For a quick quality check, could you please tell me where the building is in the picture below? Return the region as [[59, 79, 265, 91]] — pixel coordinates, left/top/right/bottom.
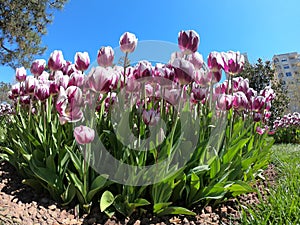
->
[[272, 52, 300, 113], [241, 52, 250, 64]]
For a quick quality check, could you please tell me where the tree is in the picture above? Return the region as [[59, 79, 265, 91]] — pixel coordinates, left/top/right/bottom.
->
[[0, 82, 11, 103], [239, 58, 289, 124], [0, 0, 68, 69]]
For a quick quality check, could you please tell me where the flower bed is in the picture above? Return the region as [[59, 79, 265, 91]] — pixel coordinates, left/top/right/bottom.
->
[[0, 30, 274, 217]]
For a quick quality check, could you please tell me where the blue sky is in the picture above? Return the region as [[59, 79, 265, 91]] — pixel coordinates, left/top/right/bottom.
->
[[1, 0, 300, 83]]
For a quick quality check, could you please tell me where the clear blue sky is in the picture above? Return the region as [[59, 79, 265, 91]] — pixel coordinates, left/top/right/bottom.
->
[[1, 0, 300, 83]]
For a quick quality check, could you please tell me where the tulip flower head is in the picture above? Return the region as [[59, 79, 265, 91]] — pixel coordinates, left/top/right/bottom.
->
[[207, 52, 224, 72], [75, 52, 90, 71], [97, 46, 114, 67], [222, 51, 245, 75], [119, 32, 138, 54], [74, 125, 95, 145], [16, 67, 27, 82], [30, 59, 46, 77], [178, 30, 200, 54], [48, 50, 65, 71]]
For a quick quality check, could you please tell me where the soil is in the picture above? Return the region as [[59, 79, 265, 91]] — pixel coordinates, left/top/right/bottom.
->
[[0, 161, 277, 225]]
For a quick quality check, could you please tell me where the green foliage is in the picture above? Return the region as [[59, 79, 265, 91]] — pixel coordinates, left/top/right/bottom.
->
[[239, 59, 289, 124], [273, 127, 300, 144], [239, 144, 300, 224], [0, 0, 68, 68]]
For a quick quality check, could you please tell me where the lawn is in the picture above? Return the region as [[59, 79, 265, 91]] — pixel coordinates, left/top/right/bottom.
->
[[239, 143, 300, 225]]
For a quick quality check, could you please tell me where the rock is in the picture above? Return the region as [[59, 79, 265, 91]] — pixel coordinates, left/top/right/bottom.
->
[[48, 204, 57, 210]]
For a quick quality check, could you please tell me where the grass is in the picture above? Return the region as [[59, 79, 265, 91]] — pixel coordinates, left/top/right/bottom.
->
[[239, 144, 300, 225]]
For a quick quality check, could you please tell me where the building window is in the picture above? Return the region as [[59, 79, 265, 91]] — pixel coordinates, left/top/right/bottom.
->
[[281, 58, 287, 62], [283, 64, 290, 69], [286, 72, 292, 77]]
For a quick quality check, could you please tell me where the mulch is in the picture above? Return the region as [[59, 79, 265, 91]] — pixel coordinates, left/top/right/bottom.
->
[[0, 161, 277, 225]]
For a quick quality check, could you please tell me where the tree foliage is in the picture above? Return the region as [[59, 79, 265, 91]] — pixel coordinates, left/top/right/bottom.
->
[[0, 82, 11, 103], [0, 0, 68, 68], [239, 58, 289, 124]]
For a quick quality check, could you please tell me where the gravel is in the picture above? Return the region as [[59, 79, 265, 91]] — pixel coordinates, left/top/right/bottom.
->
[[0, 161, 277, 225]]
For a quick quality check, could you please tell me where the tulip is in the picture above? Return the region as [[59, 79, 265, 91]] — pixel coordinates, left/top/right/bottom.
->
[[62, 61, 72, 75], [20, 95, 31, 104], [222, 51, 245, 75], [38, 71, 50, 82], [133, 60, 153, 79], [238, 78, 249, 93], [34, 82, 50, 101], [74, 125, 95, 144], [119, 32, 138, 53], [56, 86, 83, 123], [30, 59, 46, 77], [216, 94, 233, 111], [191, 85, 207, 103], [142, 109, 160, 126], [68, 71, 85, 87], [232, 91, 248, 111], [74, 52, 90, 71], [194, 68, 209, 86], [25, 75, 37, 94], [253, 112, 263, 122], [260, 86, 275, 102], [171, 58, 195, 85], [187, 52, 204, 69], [87, 67, 114, 93], [207, 52, 224, 72], [16, 67, 27, 82], [178, 30, 200, 54], [256, 126, 265, 135], [251, 96, 265, 112], [245, 88, 257, 100], [48, 50, 65, 71], [11, 83, 21, 96], [97, 46, 114, 67]]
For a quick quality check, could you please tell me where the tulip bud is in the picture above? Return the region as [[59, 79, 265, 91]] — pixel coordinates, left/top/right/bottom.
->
[[97, 46, 114, 67], [74, 125, 95, 144], [119, 32, 138, 53], [48, 50, 65, 71], [16, 67, 27, 82], [30, 59, 46, 77], [75, 52, 90, 71], [178, 30, 200, 54]]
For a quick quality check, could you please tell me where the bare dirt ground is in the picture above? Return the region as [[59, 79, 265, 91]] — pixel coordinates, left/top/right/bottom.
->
[[0, 161, 276, 225]]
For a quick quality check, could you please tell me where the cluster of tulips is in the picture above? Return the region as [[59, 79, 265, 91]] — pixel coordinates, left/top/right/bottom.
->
[[273, 112, 300, 129], [0, 102, 13, 117], [272, 112, 300, 144], [1, 30, 276, 216], [7, 30, 274, 137]]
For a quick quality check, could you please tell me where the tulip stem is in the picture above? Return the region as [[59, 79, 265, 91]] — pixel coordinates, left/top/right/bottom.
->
[[123, 52, 129, 85]]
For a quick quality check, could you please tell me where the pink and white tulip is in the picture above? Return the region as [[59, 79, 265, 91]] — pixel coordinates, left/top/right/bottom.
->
[[74, 125, 95, 144], [74, 52, 90, 71], [119, 32, 138, 54], [97, 46, 114, 67]]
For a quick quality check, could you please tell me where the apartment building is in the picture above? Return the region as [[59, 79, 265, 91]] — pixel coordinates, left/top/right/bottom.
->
[[272, 52, 300, 113]]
